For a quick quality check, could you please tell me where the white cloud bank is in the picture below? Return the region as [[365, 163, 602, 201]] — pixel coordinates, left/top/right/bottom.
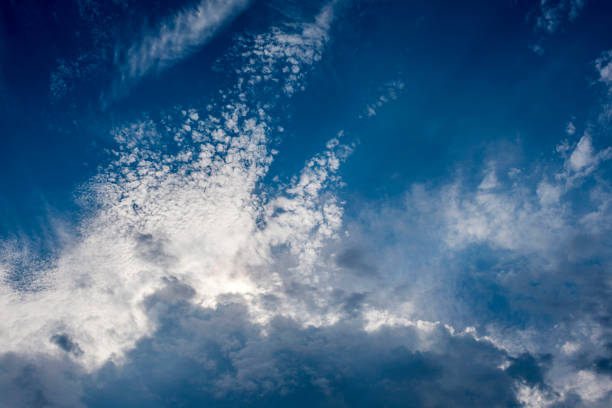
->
[[1, 1, 344, 370]]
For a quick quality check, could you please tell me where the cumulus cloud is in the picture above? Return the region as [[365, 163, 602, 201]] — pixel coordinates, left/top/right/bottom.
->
[[1, 282, 537, 407], [334, 131, 612, 406], [79, 287, 529, 407]]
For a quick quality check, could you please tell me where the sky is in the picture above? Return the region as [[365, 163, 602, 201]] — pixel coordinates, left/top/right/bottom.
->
[[1, 0, 612, 406]]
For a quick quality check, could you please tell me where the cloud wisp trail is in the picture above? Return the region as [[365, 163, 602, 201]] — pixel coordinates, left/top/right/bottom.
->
[[108, 0, 251, 102]]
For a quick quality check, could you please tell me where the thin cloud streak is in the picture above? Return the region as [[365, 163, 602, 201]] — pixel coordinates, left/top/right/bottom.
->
[[109, 0, 251, 102]]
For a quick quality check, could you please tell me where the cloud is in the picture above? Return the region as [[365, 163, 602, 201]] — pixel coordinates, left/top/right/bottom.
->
[[528, 0, 587, 54], [1, 278, 538, 407], [109, 0, 251, 101], [534, 0, 587, 34], [555, 134, 612, 187], [536, 179, 561, 206], [322, 53, 612, 400], [4, 2, 612, 406], [77, 285, 529, 407], [567, 134, 609, 171], [0, 353, 85, 408], [50, 333, 84, 357], [361, 80, 405, 118], [334, 131, 612, 405], [230, 0, 338, 97], [596, 50, 612, 122], [1, 0, 344, 372], [48, 0, 124, 103], [597, 50, 612, 88], [47, 0, 251, 103], [3, 4, 537, 405]]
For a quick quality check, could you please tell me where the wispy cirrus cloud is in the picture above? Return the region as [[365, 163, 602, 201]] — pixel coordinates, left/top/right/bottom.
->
[[109, 0, 251, 101], [335, 129, 612, 406]]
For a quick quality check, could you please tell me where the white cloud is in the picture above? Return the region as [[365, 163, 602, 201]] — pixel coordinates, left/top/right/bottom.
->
[[0, 1, 344, 370], [438, 134, 611, 256], [6, 3, 612, 405], [560, 341, 580, 355], [112, 0, 251, 99], [569, 133, 594, 170], [561, 134, 612, 184], [596, 50, 612, 123], [556, 370, 612, 403], [596, 50, 612, 88], [530, 43, 545, 56], [516, 383, 558, 408], [479, 165, 499, 190], [233, 0, 338, 97], [536, 180, 562, 206], [362, 79, 405, 118], [443, 180, 564, 252], [555, 139, 571, 153], [535, 0, 586, 34], [366, 138, 612, 404]]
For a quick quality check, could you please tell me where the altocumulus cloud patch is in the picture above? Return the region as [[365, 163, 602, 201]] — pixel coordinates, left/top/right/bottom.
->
[[2, 0, 612, 407]]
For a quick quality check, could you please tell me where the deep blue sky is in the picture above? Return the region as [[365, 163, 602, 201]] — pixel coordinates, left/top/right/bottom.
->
[[3, 0, 611, 233], [1, 0, 612, 406]]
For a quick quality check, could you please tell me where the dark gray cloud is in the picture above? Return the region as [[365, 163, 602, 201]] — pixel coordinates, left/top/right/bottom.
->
[[84, 279, 530, 407], [0, 278, 545, 407], [50, 333, 84, 357], [335, 247, 378, 276], [0, 353, 84, 408]]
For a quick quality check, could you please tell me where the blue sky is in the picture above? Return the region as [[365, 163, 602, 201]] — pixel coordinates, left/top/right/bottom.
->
[[1, 0, 612, 406]]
